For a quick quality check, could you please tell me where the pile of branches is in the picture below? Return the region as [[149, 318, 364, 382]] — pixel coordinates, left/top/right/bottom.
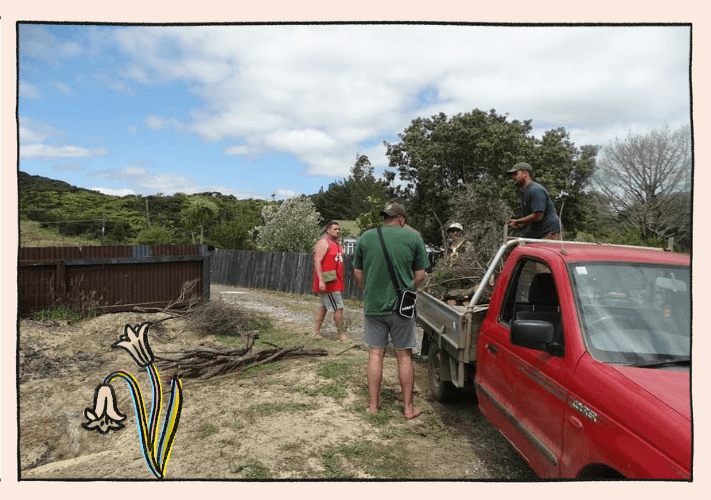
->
[[424, 188, 514, 304], [137, 280, 328, 380], [137, 280, 267, 340], [154, 331, 327, 380]]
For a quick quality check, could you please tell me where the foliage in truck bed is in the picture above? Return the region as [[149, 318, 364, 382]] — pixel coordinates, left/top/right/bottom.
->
[[423, 186, 513, 302]]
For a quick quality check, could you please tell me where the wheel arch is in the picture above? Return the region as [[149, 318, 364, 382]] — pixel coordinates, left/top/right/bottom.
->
[[576, 463, 625, 480]]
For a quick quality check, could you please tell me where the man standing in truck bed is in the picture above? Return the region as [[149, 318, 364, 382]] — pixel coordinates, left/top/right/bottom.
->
[[507, 162, 561, 239], [353, 203, 429, 419]]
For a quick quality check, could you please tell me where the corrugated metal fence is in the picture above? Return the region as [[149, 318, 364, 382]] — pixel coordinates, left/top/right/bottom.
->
[[18, 244, 211, 317], [211, 249, 364, 300]]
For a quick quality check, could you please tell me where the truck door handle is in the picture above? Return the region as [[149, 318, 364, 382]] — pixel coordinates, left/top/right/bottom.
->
[[569, 415, 584, 429], [486, 343, 498, 355]]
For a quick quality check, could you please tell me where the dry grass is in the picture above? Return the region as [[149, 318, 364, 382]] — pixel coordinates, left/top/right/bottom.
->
[[20, 219, 101, 247], [184, 299, 273, 339]]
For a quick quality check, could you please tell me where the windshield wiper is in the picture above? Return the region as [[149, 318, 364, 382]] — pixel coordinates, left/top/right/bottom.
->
[[629, 356, 691, 369]]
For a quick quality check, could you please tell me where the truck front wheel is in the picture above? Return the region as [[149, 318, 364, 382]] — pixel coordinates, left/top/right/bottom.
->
[[428, 342, 455, 402]]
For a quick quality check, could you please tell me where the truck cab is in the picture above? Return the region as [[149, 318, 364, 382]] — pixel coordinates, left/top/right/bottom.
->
[[474, 242, 691, 479]]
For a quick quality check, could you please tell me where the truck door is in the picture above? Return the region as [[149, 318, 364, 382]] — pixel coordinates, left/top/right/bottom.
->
[[478, 258, 572, 477]]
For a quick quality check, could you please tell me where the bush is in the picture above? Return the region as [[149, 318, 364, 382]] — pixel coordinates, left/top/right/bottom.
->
[[253, 197, 321, 252], [32, 306, 86, 324], [133, 225, 175, 245]]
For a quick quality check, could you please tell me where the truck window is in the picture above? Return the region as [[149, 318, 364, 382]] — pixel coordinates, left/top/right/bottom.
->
[[500, 259, 558, 325], [569, 262, 690, 365]]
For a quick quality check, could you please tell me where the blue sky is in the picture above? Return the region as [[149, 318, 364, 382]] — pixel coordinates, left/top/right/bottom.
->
[[18, 23, 691, 200]]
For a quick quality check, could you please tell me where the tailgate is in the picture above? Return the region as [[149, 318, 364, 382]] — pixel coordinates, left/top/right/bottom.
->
[[417, 291, 487, 363]]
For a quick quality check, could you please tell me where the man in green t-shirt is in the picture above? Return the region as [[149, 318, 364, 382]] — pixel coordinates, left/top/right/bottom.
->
[[353, 202, 429, 419]]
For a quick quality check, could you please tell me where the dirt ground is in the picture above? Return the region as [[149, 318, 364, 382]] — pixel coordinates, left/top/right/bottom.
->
[[18, 284, 536, 480]]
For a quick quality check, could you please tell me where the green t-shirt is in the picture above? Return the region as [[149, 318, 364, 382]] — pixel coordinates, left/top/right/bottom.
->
[[353, 225, 430, 315]]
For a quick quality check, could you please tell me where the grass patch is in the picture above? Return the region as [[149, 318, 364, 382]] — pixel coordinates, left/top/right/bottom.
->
[[231, 459, 271, 479], [20, 219, 100, 248], [289, 358, 363, 400], [316, 358, 363, 383], [279, 442, 302, 452], [31, 305, 86, 324], [292, 382, 347, 399], [197, 423, 219, 438], [321, 441, 412, 479], [239, 401, 315, 423], [250, 402, 314, 417], [230, 420, 247, 430], [349, 386, 403, 426]]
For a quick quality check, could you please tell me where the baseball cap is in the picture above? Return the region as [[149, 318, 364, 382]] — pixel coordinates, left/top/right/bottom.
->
[[380, 202, 408, 218], [506, 162, 532, 175], [447, 222, 463, 232]]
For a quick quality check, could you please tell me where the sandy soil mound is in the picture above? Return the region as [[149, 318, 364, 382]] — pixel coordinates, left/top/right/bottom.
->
[[18, 285, 534, 480]]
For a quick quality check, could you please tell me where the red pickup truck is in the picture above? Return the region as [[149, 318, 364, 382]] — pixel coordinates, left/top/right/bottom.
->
[[417, 239, 691, 479]]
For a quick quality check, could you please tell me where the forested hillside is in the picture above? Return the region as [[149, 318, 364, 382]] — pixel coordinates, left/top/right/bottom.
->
[[18, 116, 692, 253], [19, 171, 268, 249]]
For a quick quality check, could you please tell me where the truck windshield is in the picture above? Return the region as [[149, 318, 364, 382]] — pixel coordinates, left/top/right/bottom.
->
[[569, 262, 690, 366]]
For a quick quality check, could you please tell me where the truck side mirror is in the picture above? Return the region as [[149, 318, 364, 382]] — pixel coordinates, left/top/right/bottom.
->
[[510, 319, 563, 356]]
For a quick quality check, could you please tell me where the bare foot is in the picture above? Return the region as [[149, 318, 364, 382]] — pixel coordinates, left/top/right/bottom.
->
[[366, 407, 378, 415], [404, 408, 423, 420], [339, 336, 348, 342]]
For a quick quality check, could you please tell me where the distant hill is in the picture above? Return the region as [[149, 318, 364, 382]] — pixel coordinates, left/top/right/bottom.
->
[[18, 171, 96, 194]]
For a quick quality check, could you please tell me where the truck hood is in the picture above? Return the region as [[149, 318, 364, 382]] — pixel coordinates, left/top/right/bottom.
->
[[610, 365, 690, 421]]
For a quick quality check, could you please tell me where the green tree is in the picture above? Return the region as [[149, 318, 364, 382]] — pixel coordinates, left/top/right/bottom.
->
[[355, 195, 385, 233], [594, 125, 691, 245], [385, 109, 599, 244], [133, 225, 175, 245], [384, 109, 534, 243], [180, 196, 220, 244], [526, 129, 600, 237], [254, 196, 322, 252], [211, 199, 264, 249], [311, 181, 350, 221], [312, 154, 387, 222]]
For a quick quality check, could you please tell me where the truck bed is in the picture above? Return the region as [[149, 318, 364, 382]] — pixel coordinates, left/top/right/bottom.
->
[[417, 290, 488, 365]]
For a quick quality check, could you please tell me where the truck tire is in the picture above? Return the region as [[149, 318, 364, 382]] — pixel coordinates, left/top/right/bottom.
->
[[428, 342, 455, 402]]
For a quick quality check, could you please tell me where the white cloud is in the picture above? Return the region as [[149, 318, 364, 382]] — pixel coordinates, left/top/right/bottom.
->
[[19, 117, 59, 143], [105, 25, 689, 182], [274, 188, 302, 200], [19, 116, 110, 160], [144, 115, 182, 130], [19, 24, 82, 61], [94, 71, 134, 96], [20, 81, 42, 99], [21, 144, 110, 160], [87, 166, 266, 199], [51, 163, 86, 173], [54, 81, 71, 95], [91, 187, 137, 197]]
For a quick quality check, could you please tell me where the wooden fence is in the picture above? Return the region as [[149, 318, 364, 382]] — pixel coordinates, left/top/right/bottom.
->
[[18, 244, 211, 317], [211, 249, 364, 299]]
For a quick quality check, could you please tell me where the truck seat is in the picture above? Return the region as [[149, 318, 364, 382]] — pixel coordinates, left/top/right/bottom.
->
[[516, 273, 562, 344], [528, 273, 558, 310]]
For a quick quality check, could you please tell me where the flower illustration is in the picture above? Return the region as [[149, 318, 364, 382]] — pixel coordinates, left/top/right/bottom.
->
[[112, 322, 154, 367], [82, 383, 127, 434], [83, 321, 183, 479]]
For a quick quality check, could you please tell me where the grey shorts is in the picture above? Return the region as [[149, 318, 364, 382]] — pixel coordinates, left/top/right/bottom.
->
[[319, 292, 344, 312], [363, 313, 418, 350]]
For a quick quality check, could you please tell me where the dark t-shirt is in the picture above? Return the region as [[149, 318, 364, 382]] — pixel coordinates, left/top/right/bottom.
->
[[519, 181, 560, 238]]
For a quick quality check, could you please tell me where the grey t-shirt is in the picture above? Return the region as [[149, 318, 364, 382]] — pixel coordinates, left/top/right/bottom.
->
[[519, 181, 560, 238]]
